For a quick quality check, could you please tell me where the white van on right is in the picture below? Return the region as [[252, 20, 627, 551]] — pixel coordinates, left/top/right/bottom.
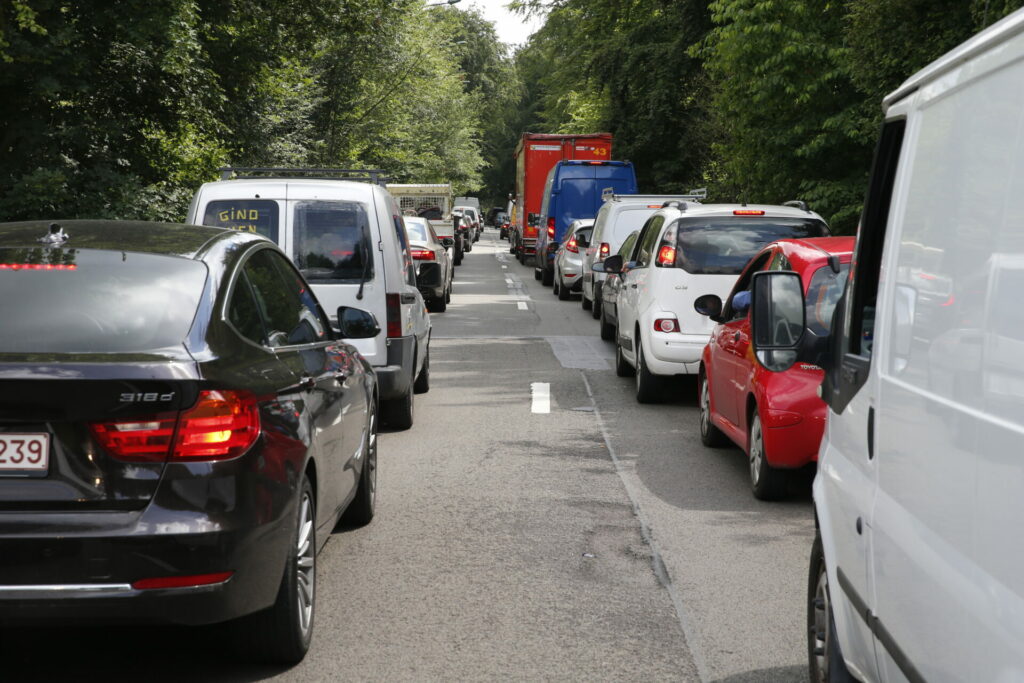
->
[[746, 8, 1024, 681]]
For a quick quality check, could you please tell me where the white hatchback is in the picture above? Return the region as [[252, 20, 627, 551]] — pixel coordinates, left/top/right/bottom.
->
[[600, 201, 828, 402]]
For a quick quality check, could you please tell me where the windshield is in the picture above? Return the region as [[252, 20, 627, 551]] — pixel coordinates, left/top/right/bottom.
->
[[292, 200, 374, 283], [674, 217, 829, 275], [404, 218, 430, 243], [806, 263, 850, 334], [0, 248, 206, 354]]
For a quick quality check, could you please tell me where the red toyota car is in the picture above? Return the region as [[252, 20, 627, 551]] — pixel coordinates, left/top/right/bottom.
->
[[694, 237, 854, 500]]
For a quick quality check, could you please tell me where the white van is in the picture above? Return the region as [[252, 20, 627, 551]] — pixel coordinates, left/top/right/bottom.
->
[[747, 9, 1024, 680], [600, 201, 828, 403], [188, 169, 431, 429], [581, 192, 705, 315]]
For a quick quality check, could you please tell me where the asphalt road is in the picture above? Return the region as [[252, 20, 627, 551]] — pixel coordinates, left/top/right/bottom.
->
[[4, 229, 816, 682]]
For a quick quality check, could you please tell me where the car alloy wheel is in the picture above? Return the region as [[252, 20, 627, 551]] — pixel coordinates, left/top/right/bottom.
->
[[749, 413, 786, 499], [699, 372, 729, 447], [808, 533, 855, 682], [294, 490, 315, 639], [343, 402, 378, 526]]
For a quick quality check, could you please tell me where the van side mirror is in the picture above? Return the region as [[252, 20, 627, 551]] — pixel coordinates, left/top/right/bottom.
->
[[694, 294, 724, 323], [441, 237, 455, 249], [337, 306, 380, 339], [592, 262, 606, 273], [601, 254, 624, 274], [750, 271, 804, 372]]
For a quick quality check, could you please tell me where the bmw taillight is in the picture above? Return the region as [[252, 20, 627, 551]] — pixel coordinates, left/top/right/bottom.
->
[[599, 242, 610, 258], [547, 217, 556, 239], [566, 237, 579, 253], [410, 248, 435, 261], [90, 390, 260, 462], [654, 318, 680, 333], [386, 293, 402, 338]]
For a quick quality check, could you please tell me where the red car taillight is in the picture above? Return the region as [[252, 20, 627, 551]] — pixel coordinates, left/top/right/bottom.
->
[[90, 390, 260, 462], [410, 248, 435, 261], [132, 571, 234, 590], [386, 292, 402, 338], [656, 245, 676, 266], [547, 217, 556, 239], [654, 318, 680, 333], [599, 242, 610, 258], [566, 237, 579, 253]]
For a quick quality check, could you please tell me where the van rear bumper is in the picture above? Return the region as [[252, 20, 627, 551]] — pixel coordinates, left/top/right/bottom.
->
[[375, 335, 415, 400]]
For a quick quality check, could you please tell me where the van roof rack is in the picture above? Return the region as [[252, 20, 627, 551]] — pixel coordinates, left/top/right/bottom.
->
[[783, 200, 810, 212], [218, 167, 389, 185], [601, 188, 707, 203]]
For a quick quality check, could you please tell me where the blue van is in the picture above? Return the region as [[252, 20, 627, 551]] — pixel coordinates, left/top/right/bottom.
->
[[534, 160, 639, 284]]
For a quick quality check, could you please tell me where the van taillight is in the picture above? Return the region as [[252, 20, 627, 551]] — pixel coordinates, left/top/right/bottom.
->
[[547, 217, 556, 239], [733, 209, 766, 216], [656, 245, 676, 266], [90, 390, 260, 462], [599, 242, 610, 258], [386, 293, 402, 338]]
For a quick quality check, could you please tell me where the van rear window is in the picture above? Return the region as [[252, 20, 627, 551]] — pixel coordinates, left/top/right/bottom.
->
[[674, 217, 829, 274], [202, 200, 279, 242], [293, 201, 374, 283]]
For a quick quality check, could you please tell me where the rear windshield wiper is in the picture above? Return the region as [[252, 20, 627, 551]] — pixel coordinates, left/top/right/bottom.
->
[[356, 240, 371, 300]]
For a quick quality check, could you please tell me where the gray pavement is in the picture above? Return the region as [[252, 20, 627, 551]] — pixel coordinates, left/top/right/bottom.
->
[[4, 230, 814, 682]]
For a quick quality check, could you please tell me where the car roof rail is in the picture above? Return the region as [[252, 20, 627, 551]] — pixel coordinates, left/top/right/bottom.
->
[[783, 199, 810, 212], [218, 167, 389, 185], [602, 188, 708, 203]]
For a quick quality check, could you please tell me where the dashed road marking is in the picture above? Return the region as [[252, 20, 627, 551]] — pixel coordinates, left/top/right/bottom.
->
[[530, 382, 550, 413], [517, 301, 528, 310]]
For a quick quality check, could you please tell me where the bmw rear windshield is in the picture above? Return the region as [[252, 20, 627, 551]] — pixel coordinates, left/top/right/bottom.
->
[[673, 217, 829, 274], [0, 248, 207, 354]]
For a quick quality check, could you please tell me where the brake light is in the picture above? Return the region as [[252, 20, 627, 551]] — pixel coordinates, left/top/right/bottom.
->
[[646, 205, 663, 209], [547, 217, 556, 239], [386, 293, 402, 338], [599, 242, 610, 258], [132, 572, 234, 590], [733, 209, 765, 216], [174, 390, 260, 459], [90, 414, 177, 462], [587, 161, 605, 165], [0, 263, 77, 270], [410, 248, 435, 260], [654, 318, 680, 333], [566, 237, 579, 253], [657, 245, 676, 266]]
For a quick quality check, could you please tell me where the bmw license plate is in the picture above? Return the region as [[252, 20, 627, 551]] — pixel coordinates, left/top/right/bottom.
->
[[0, 433, 49, 474]]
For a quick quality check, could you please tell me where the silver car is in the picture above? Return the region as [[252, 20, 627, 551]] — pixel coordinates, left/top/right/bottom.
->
[[404, 216, 454, 312], [552, 219, 595, 301]]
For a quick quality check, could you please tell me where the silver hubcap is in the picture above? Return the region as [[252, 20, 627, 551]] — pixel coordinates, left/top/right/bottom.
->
[[700, 377, 710, 435], [367, 409, 377, 505], [635, 344, 643, 391], [295, 492, 315, 638], [812, 564, 830, 682], [750, 418, 763, 486]]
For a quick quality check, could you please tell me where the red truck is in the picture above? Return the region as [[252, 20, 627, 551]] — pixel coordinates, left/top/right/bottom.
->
[[511, 133, 613, 264]]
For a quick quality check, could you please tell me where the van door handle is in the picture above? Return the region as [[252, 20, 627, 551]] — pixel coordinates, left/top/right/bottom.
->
[[400, 292, 417, 304], [867, 406, 875, 460]]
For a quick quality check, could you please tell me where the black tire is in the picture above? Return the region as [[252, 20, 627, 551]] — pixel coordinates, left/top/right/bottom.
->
[[599, 305, 615, 341], [509, 241, 516, 254], [699, 370, 731, 448], [557, 273, 570, 300], [808, 532, 857, 683], [581, 293, 593, 311], [241, 474, 316, 664], [749, 412, 787, 500], [413, 349, 430, 394], [342, 399, 377, 526], [615, 333, 633, 378], [590, 282, 602, 319], [445, 285, 451, 304], [464, 238, 472, 253], [551, 276, 560, 296], [453, 241, 464, 266], [534, 267, 542, 281], [517, 249, 524, 264], [635, 340, 664, 404], [541, 267, 554, 286], [381, 387, 413, 430]]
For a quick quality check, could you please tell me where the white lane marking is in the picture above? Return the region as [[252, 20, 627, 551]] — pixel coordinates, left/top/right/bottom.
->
[[580, 372, 710, 682], [502, 265, 508, 269], [517, 301, 528, 310], [530, 382, 550, 413]]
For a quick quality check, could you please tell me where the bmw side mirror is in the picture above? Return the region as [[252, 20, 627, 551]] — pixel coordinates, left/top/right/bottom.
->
[[602, 254, 624, 274], [694, 294, 724, 322], [750, 271, 804, 372], [337, 306, 380, 339]]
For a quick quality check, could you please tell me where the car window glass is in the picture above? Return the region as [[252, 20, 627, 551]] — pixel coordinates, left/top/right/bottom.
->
[[404, 218, 430, 243], [634, 215, 665, 267], [394, 216, 416, 287], [725, 252, 772, 321], [807, 264, 850, 335], [203, 200, 280, 242], [768, 251, 791, 270], [673, 217, 828, 274], [577, 227, 593, 242], [228, 270, 266, 344], [244, 249, 326, 347], [618, 231, 640, 259], [293, 200, 373, 283]]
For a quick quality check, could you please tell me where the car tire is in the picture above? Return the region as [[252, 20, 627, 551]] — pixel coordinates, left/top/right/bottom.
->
[[427, 296, 446, 313], [382, 387, 414, 430], [699, 370, 731, 447], [413, 350, 430, 394], [464, 238, 472, 253], [445, 285, 451, 304], [552, 275, 560, 296], [590, 283, 602, 319], [749, 412, 787, 500], [634, 340, 664, 404], [534, 267, 542, 281], [241, 474, 316, 665], [808, 532, 857, 683], [541, 267, 554, 286], [557, 274, 570, 300], [341, 399, 377, 527], [599, 305, 615, 341], [615, 332, 633, 378], [453, 241, 463, 266], [582, 293, 593, 311]]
